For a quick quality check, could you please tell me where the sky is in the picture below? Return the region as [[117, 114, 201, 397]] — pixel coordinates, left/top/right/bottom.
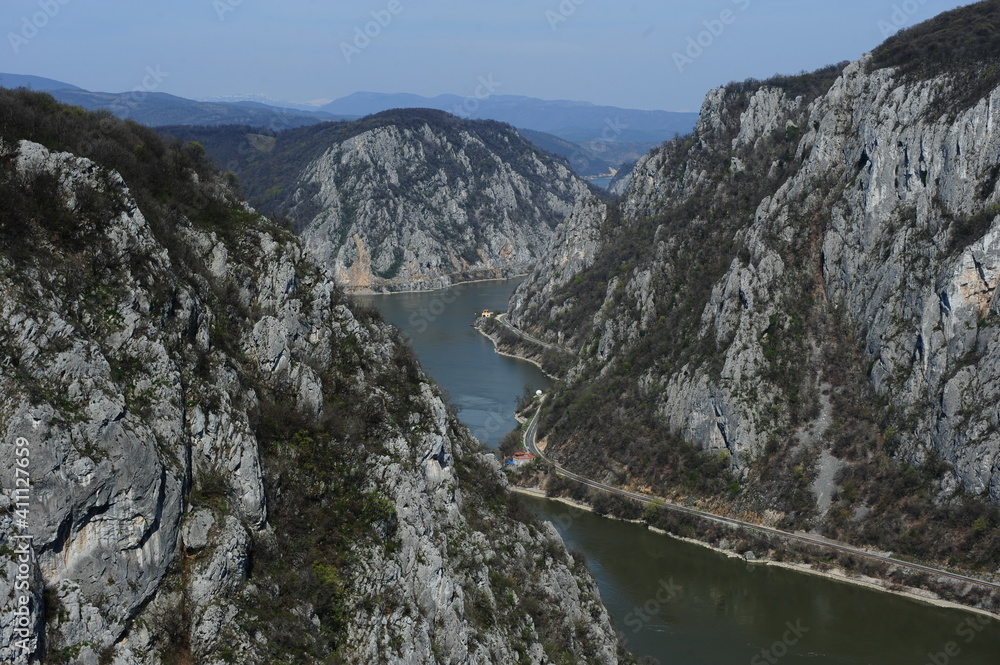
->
[[0, 0, 978, 112]]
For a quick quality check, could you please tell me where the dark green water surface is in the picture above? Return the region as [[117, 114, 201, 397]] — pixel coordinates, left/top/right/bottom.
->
[[357, 280, 1000, 665], [523, 495, 1000, 665], [353, 278, 551, 446]]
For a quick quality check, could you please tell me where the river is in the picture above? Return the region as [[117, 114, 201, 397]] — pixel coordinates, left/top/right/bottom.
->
[[356, 279, 1000, 665], [353, 278, 551, 446]]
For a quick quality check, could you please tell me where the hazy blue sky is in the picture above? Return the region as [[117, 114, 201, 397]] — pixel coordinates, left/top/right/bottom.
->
[[1, 0, 975, 111]]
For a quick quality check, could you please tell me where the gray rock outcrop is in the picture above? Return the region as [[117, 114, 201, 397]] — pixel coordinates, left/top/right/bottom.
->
[[0, 113, 629, 664], [507, 196, 608, 333], [508, 41, 1000, 516], [284, 112, 591, 292]]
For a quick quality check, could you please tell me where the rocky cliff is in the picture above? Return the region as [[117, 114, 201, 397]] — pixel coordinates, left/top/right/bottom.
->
[[508, 196, 609, 339], [0, 90, 631, 665], [168, 110, 592, 293], [506, 2, 1000, 569]]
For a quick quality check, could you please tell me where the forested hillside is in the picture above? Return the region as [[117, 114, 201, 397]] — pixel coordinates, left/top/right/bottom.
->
[[506, 1, 1000, 576], [0, 88, 632, 665], [165, 111, 593, 292]]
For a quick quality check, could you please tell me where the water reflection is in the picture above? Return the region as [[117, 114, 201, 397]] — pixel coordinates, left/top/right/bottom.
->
[[355, 279, 1000, 665], [353, 279, 551, 447], [524, 494, 1000, 665]]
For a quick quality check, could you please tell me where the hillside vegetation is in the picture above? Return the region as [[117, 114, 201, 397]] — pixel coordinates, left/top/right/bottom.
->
[[165, 109, 593, 292], [163, 109, 583, 223], [0, 88, 632, 664], [870, 0, 1000, 113], [504, 1, 1000, 591]]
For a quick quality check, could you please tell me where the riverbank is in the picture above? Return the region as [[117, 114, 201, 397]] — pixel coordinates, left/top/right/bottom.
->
[[474, 319, 563, 380], [362, 278, 1000, 662], [346, 273, 530, 296], [489, 311, 1000, 620], [352, 279, 551, 448], [510, 484, 1000, 622], [473, 315, 572, 379], [657, 525, 1000, 622]]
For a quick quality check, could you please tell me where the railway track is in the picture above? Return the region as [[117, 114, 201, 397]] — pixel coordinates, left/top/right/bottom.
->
[[521, 401, 1000, 593]]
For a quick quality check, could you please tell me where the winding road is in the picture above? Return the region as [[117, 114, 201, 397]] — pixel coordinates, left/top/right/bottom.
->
[[495, 313, 570, 354], [521, 399, 1000, 593]]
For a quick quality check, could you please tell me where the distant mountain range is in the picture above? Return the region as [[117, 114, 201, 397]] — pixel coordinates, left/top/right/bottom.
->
[[0, 73, 697, 175], [516, 128, 653, 178], [48, 89, 348, 130], [320, 92, 698, 144], [199, 93, 333, 113], [0, 73, 83, 91], [0, 74, 347, 130]]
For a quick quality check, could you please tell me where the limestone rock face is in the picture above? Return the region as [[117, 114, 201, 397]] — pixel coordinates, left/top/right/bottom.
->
[[0, 130, 628, 665], [510, 52, 1000, 506], [288, 111, 590, 292], [508, 197, 608, 334]]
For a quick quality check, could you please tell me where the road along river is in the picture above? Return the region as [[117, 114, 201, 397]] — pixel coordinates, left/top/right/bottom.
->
[[356, 279, 1000, 665], [353, 278, 551, 447]]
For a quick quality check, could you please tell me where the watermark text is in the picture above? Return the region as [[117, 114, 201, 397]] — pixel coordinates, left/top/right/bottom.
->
[[673, 0, 752, 73], [750, 620, 809, 665], [11, 436, 34, 654], [547, 0, 588, 31], [8, 0, 74, 54], [342, 0, 405, 63], [451, 75, 502, 119], [878, 0, 930, 38]]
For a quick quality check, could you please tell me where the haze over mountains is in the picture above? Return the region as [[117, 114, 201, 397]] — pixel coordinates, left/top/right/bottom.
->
[[0, 72, 695, 177], [318, 91, 698, 144], [0, 73, 83, 92], [5, 3, 1000, 663]]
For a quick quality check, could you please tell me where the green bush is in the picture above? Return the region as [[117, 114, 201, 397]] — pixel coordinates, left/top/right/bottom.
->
[[869, 1, 1000, 116], [949, 204, 1000, 252]]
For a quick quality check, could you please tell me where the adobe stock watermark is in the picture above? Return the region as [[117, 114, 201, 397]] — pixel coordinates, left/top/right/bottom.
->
[[750, 620, 809, 665], [341, 0, 406, 63], [212, 0, 245, 22], [566, 116, 628, 175], [877, 0, 930, 38], [128, 66, 171, 105], [921, 614, 994, 665], [73, 65, 170, 156], [11, 436, 35, 655], [546, 0, 587, 31], [407, 285, 465, 335], [450, 76, 502, 119], [623, 578, 684, 633], [473, 406, 511, 443], [673, 0, 752, 74], [8, 0, 74, 54], [85, 65, 170, 126], [12, 437, 32, 534]]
